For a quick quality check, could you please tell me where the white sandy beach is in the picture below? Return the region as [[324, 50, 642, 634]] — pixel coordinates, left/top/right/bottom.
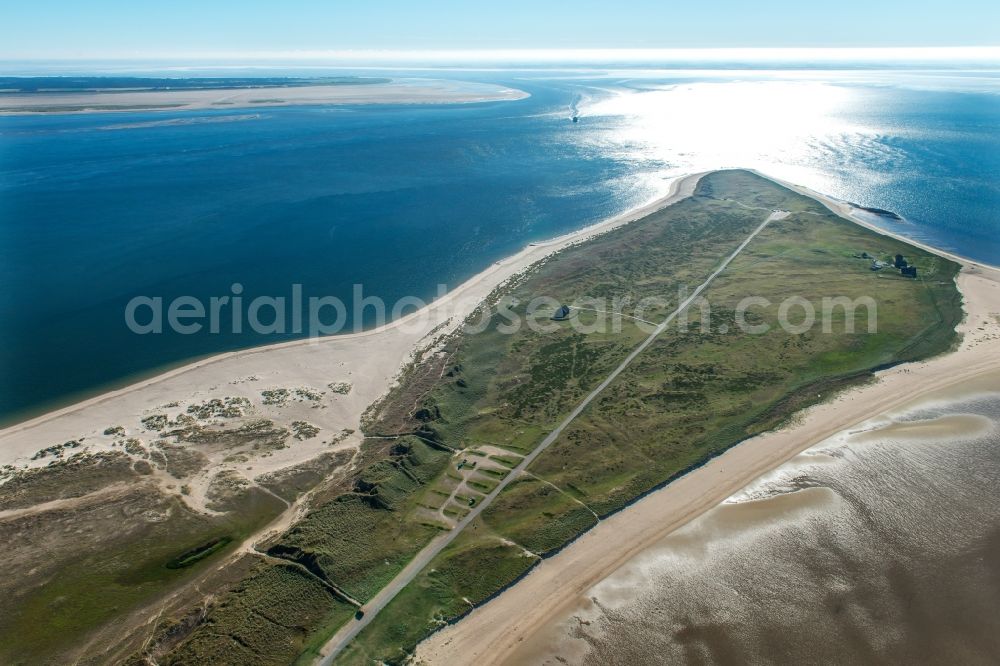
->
[[0, 79, 528, 115], [414, 225, 1000, 666]]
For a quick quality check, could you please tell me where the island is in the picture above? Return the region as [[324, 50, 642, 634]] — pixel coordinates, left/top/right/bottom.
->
[[0, 76, 529, 114]]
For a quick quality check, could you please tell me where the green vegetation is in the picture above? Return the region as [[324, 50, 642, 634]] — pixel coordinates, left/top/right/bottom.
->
[[152, 437, 455, 664], [336, 171, 962, 662], [267, 437, 451, 602], [482, 476, 598, 554], [531, 179, 962, 515], [0, 450, 134, 510], [0, 480, 286, 665], [146, 171, 963, 665], [161, 563, 358, 666], [415, 190, 773, 462]]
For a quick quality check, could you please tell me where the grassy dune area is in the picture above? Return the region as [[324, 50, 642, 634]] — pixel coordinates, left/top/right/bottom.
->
[[0, 420, 358, 664], [131, 171, 962, 664], [161, 563, 359, 665], [0, 453, 288, 664], [270, 437, 452, 602]]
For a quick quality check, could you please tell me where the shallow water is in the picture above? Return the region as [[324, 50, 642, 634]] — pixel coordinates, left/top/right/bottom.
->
[[525, 390, 1000, 665]]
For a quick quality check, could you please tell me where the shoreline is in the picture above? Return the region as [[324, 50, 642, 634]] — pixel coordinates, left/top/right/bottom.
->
[[413, 182, 1000, 665], [746, 168, 999, 271], [0, 173, 702, 469], [506, 373, 1000, 665]]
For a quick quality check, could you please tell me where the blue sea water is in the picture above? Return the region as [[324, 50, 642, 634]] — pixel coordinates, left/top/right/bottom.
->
[[0, 69, 998, 423]]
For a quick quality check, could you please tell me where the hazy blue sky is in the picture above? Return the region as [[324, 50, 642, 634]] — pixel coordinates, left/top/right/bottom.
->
[[2, 0, 998, 59]]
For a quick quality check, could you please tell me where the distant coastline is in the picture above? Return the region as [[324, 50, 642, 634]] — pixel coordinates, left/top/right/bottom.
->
[[0, 76, 529, 114]]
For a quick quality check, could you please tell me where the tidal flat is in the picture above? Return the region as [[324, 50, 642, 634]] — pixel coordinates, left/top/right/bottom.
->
[[514, 387, 1000, 666]]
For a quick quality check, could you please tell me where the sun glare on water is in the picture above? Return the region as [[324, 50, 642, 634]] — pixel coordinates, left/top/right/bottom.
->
[[586, 80, 871, 197]]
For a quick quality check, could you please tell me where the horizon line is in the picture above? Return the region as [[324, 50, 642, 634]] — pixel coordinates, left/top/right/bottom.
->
[[4, 46, 1000, 64]]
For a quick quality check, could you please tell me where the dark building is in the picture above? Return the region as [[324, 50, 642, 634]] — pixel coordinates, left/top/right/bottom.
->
[[894, 254, 908, 268], [551, 305, 572, 320], [902, 265, 918, 278]]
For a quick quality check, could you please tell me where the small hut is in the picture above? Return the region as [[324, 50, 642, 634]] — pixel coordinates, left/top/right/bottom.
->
[[551, 305, 572, 320]]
